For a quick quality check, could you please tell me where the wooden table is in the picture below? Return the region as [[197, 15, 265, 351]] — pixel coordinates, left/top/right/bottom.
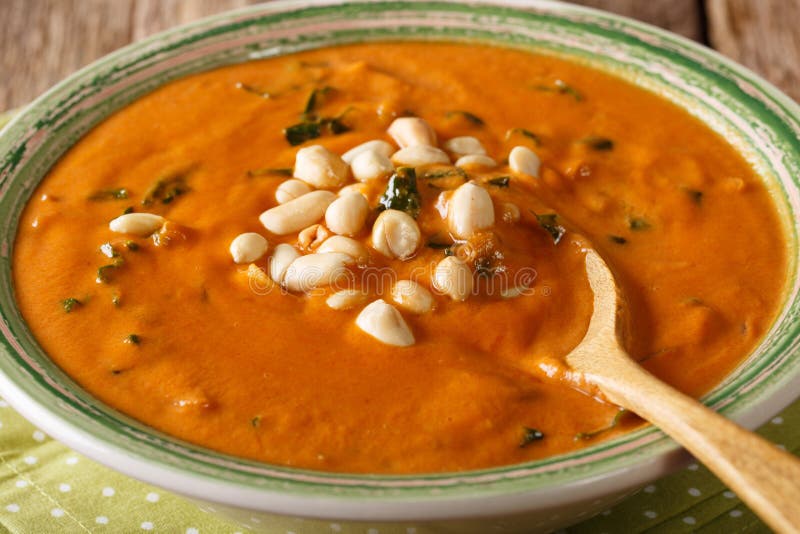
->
[[1, 0, 799, 109]]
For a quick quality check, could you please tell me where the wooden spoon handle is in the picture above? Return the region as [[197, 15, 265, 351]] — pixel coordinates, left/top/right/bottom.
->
[[591, 350, 800, 534]]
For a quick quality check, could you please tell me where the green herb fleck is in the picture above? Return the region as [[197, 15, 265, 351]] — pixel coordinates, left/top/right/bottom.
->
[[422, 168, 468, 180], [580, 136, 614, 151], [555, 79, 583, 101], [284, 89, 351, 146], [520, 427, 545, 448], [124, 241, 139, 251], [251, 416, 262, 428], [445, 110, 484, 126], [88, 188, 128, 201], [426, 234, 455, 256], [505, 128, 541, 146], [247, 167, 293, 178], [284, 122, 321, 145], [420, 167, 468, 190], [426, 241, 452, 250], [609, 235, 627, 244], [96, 258, 123, 284], [628, 216, 651, 231], [532, 212, 566, 244], [124, 334, 140, 345], [534, 80, 583, 101], [122, 206, 134, 215], [62, 298, 82, 313], [475, 256, 494, 277], [685, 188, 704, 204], [471, 244, 505, 278], [97, 265, 114, 283], [142, 172, 191, 206], [378, 167, 421, 218], [321, 116, 350, 135], [575, 409, 627, 441], [302, 86, 334, 119], [487, 176, 510, 188], [112, 294, 121, 307], [283, 117, 350, 146], [235, 82, 271, 99]]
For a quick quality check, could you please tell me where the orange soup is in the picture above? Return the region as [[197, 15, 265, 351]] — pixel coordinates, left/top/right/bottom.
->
[[13, 43, 786, 473]]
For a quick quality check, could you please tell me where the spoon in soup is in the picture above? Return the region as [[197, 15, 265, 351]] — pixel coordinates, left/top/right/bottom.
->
[[568, 248, 800, 534]]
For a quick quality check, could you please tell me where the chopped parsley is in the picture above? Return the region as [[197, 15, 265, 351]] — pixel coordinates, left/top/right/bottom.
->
[[61, 298, 82, 313], [534, 79, 583, 101], [378, 167, 421, 218], [581, 136, 614, 151], [283, 117, 349, 146], [519, 427, 545, 448], [284, 122, 323, 145], [96, 265, 116, 284], [426, 240, 453, 250], [124, 334, 140, 345], [142, 172, 191, 206], [283, 86, 351, 146], [505, 128, 542, 146], [420, 167, 468, 190], [422, 168, 468, 180], [474, 253, 505, 278], [303, 86, 334, 119], [532, 212, 566, 244], [609, 235, 627, 245], [246, 167, 293, 178], [628, 216, 651, 231], [96, 257, 124, 284], [685, 188, 704, 204], [487, 176, 510, 188], [88, 188, 128, 201], [445, 110, 484, 126]]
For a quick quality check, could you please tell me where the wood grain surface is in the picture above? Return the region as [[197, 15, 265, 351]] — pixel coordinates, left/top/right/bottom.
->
[[0, 0, 798, 109], [707, 0, 800, 101]]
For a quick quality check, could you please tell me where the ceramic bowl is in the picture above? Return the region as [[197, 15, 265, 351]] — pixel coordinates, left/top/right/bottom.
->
[[0, 1, 799, 532]]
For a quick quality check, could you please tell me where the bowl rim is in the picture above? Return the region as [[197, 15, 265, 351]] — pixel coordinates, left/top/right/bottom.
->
[[1, 0, 799, 521]]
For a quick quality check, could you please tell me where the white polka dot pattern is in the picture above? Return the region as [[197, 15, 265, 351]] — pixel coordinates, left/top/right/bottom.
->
[[0, 386, 794, 532]]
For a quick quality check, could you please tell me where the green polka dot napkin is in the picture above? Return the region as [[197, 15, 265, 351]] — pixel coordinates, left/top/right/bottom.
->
[[1, 110, 796, 533], [1, 395, 796, 533]]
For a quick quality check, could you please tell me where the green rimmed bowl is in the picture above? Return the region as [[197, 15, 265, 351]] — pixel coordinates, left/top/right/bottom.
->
[[1, 1, 799, 532]]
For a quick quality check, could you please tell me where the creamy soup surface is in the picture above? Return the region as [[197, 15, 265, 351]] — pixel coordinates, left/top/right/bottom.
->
[[13, 43, 786, 473]]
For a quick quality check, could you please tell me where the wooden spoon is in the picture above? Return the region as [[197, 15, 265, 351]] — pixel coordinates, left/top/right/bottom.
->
[[567, 249, 800, 534]]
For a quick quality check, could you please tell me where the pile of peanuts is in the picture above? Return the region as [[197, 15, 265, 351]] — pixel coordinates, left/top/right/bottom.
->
[[108, 117, 541, 347]]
